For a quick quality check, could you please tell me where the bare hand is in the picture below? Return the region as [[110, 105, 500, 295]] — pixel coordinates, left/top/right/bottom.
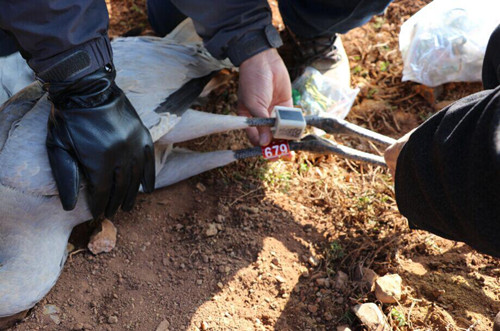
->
[[384, 129, 415, 177], [238, 48, 293, 146]]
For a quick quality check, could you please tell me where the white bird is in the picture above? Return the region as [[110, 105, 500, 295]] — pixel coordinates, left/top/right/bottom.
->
[[0, 20, 392, 324], [0, 22, 241, 321]]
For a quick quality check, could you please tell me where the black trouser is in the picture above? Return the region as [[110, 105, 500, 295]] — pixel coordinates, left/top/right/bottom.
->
[[146, 0, 392, 38]]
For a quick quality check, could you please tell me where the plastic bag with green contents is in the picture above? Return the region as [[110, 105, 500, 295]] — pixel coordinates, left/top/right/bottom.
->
[[293, 67, 359, 120]]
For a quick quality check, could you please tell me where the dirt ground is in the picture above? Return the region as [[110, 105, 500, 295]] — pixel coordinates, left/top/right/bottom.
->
[[8, 0, 499, 330]]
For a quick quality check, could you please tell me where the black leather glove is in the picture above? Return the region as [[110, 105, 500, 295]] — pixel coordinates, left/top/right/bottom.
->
[[46, 65, 155, 219]]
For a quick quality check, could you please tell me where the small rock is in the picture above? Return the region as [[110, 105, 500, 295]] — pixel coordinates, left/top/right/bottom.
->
[[334, 271, 348, 289], [205, 223, 218, 237], [275, 275, 286, 283], [217, 215, 225, 222], [375, 274, 402, 304], [324, 312, 333, 321], [307, 304, 318, 314], [315, 278, 330, 288], [362, 268, 379, 291], [42, 304, 60, 315], [42, 304, 61, 324], [337, 326, 352, 331], [107, 315, 118, 324], [73, 323, 84, 330], [50, 315, 61, 325], [108, 315, 118, 324], [352, 303, 390, 331], [88, 219, 117, 254], [200, 321, 209, 330], [493, 311, 500, 331], [196, 279, 203, 285], [308, 256, 320, 267], [196, 182, 206, 192], [156, 319, 170, 331]]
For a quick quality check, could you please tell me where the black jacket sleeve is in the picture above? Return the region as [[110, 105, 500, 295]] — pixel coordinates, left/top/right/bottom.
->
[[171, 0, 282, 66], [0, 0, 112, 82], [395, 87, 500, 257]]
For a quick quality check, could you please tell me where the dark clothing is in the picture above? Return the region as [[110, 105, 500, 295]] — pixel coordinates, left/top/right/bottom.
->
[[146, 0, 187, 38], [151, 0, 282, 65], [278, 0, 392, 38], [147, 0, 392, 64], [0, 0, 391, 71], [395, 25, 500, 257], [0, 30, 17, 57], [482, 25, 500, 89], [0, 0, 112, 82]]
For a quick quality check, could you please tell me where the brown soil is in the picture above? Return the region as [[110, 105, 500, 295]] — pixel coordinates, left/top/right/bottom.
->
[[8, 1, 499, 330]]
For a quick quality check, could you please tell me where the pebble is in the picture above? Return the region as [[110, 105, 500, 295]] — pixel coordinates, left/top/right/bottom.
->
[[275, 275, 286, 283], [324, 312, 333, 321], [156, 319, 170, 331], [308, 256, 320, 267], [352, 303, 390, 331], [205, 223, 218, 237], [88, 219, 117, 254], [334, 271, 348, 289], [375, 274, 402, 304], [107, 315, 118, 324], [315, 278, 330, 288], [196, 182, 206, 192], [361, 268, 378, 291], [307, 304, 318, 314], [42, 304, 61, 324], [336, 325, 352, 331], [200, 321, 209, 330]]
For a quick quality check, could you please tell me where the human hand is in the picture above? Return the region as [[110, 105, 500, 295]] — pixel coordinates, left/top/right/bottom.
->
[[238, 48, 293, 146], [46, 66, 155, 219], [384, 129, 415, 177]]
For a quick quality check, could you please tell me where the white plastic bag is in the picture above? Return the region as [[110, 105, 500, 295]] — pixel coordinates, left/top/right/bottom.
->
[[293, 67, 359, 119], [399, 0, 500, 86]]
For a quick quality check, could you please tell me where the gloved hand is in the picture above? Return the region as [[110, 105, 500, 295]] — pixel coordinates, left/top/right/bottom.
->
[[46, 65, 155, 219]]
